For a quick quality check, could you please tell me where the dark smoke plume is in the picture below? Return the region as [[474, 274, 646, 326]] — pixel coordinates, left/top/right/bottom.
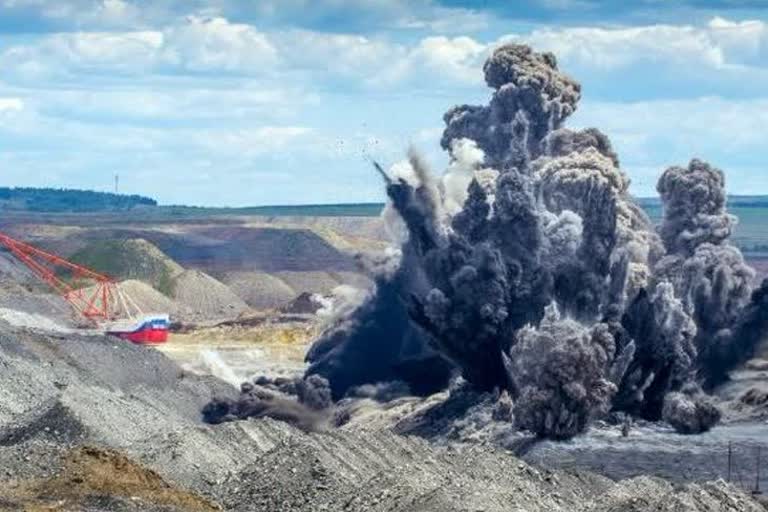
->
[[283, 43, 768, 440], [300, 43, 768, 439], [505, 307, 622, 439], [202, 377, 332, 432], [443, 45, 580, 170], [662, 390, 721, 435]]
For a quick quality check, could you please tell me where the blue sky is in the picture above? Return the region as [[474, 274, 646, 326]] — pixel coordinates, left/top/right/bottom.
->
[[1, 1, 767, 206]]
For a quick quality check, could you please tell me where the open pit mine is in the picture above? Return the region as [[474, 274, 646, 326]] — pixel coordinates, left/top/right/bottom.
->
[[2, 44, 768, 512]]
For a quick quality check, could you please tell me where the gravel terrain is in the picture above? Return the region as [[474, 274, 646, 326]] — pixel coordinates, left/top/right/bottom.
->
[[0, 321, 766, 511], [106, 279, 188, 319], [0, 253, 72, 322], [171, 269, 249, 321], [273, 270, 348, 295], [218, 271, 297, 309]]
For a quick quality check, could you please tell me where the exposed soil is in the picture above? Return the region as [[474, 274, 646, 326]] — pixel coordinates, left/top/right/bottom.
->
[[171, 270, 249, 321], [217, 271, 296, 309], [1, 446, 219, 512]]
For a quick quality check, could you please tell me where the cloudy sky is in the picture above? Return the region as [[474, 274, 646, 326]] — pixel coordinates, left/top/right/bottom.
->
[[1, 0, 767, 206]]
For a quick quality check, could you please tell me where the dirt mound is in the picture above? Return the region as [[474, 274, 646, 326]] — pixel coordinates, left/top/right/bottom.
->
[[249, 216, 388, 245], [221, 427, 763, 512], [273, 271, 343, 295], [2, 446, 218, 512], [119, 279, 181, 314], [0, 325, 250, 493], [0, 251, 72, 321], [219, 270, 371, 310], [172, 270, 249, 321], [128, 226, 359, 274], [0, 250, 38, 284], [0, 282, 72, 323], [77, 279, 185, 320], [0, 398, 88, 448], [218, 271, 296, 309], [281, 292, 323, 315], [331, 270, 373, 289], [587, 476, 762, 511], [68, 238, 184, 296]]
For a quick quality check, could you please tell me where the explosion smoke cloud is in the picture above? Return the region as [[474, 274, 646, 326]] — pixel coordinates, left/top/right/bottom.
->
[[301, 43, 768, 438], [210, 43, 768, 440]]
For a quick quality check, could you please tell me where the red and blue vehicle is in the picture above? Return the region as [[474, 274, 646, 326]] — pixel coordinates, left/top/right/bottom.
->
[[107, 313, 170, 344], [0, 231, 169, 345]]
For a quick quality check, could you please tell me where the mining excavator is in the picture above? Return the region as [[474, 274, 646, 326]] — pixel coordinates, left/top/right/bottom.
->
[[0, 231, 169, 344]]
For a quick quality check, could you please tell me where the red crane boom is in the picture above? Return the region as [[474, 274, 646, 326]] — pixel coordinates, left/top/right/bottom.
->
[[0, 231, 116, 322]]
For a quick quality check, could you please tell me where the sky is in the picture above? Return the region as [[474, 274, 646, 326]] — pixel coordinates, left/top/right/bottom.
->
[[1, 0, 767, 206]]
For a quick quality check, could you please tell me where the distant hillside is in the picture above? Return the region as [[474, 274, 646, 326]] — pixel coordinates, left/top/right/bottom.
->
[[67, 238, 183, 296], [0, 187, 157, 212]]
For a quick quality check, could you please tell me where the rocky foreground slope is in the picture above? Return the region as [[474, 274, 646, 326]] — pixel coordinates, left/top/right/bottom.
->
[[0, 324, 765, 511]]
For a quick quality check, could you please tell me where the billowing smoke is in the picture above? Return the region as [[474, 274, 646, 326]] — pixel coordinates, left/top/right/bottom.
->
[[300, 43, 768, 439], [209, 43, 768, 440], [614, 282, 698, 420], [442, 45, 580, 170], [202, 375, 333, 432], [656, 159, 736, 255], [505, 306, 624, 439], [662, 390, 721, 435]]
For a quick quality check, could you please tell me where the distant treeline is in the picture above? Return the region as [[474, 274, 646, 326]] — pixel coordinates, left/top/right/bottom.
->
[[160, 203, 386, 217], [0, 187, 157, 212], [1, 186, 767, 216]]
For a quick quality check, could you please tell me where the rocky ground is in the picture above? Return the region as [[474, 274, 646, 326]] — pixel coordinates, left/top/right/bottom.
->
[[0, 321, 766, 511]]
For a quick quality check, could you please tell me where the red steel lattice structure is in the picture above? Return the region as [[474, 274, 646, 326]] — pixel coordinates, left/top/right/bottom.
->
[[0, 232, 116, 322]]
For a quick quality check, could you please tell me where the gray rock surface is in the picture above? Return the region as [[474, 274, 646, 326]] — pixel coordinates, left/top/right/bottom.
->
[[0, 325, 765, 511]]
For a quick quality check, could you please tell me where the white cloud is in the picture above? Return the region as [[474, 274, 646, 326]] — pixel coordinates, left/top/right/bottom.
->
[[0, 0, 488, 34], [75, 0, 146, 29], [577, 96, 768, 156], [393, 5, 489, 33], [275, 30, 399, 78], [0, 31, 163, 79], [194, 126, 312, 156], [11, 85, 310, 122], [0, 17, 489, 89], [707, 17, 768, 63], [162, 16, 278, 72], [376, 35, 489, 87], [572, 96, 768, 195], [8, 14, 764, 92], [408, 36, 488, 83], [504, 17, 768, 72], [0, 97, 24, 112], [0, 17, 277, 78]]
